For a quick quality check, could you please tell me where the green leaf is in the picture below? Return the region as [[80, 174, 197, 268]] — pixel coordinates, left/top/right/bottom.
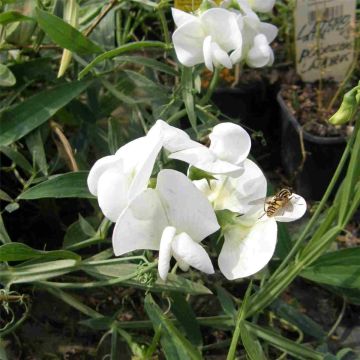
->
[[0, 64, 16, 87], [0, 80, 91, 146], [247, 322, 324, 360], [79, 41, 167, 79], [0, 214, 11, 244], [216, 286, 236, 318], [36, 8, 102, 54], [171, 292, 203, 347], [144, 294, 202, 360], [0, 146, 33, 174], [275, 222, 292, 260], [25, 128, 48, 176], [116, 55, 178, 76], [240, 323, 266, 360], [0, 11, 34, 25], [181, 66, 197, 134], [301, 248, 360, 289], [0, 242, 80, 262], [85, 262, 212, 295], [19, 171, 93, 200]]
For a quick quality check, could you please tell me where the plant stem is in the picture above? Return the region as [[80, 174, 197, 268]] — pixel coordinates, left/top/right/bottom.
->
[[157, 2, 171, 46], [200, 67, 220, 105]]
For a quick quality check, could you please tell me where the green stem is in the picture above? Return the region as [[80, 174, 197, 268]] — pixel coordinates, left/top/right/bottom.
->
[[200, 67, 220, 105], [157, 3, 171, 46], [79, 40, 170, 79], [268, 121, 357, 281]]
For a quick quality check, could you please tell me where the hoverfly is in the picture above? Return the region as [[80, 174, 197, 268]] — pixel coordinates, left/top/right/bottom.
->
[[260, 188, 293, 219]]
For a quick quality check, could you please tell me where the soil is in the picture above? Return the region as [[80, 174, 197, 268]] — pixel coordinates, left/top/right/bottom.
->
[[281, 82, 353, 138]]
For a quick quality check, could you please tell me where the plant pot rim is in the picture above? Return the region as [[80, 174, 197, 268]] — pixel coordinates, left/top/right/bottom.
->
[[277, 92, 347, 144]]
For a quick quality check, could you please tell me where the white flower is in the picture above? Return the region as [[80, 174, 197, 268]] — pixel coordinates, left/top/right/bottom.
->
[[245, 0, 275, 13], [170, 122, 251, 176], [112, 169, 220, 280], [193, 158, 267, 213], [87, 120, 199, 222], [172, 7, 243, 71]]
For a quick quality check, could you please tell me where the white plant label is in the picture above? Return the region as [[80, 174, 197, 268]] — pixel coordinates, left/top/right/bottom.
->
[[295, 0, 356, 82]]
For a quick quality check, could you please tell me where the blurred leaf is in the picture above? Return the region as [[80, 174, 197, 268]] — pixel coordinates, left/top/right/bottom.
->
[[108, 117, 124, 154], [116, 55, 178, 76], [0, 214, 11, 244], [247, 322, 324, 360], [0, 259, 78, 285], [78, 40, 167, 79], [63, 216, 99, 249], [181, 67, 197, 134], [0, 146, 33, 174], [0, 190, 12, 202], [78, 214, 96, 237], [0, 242, 80, 262], [86, 263, 212, 295], [36, 8, 102, 54], [25, 128, 48, 176], [270, 298, 326, 340], [144, 294, 202, 360], [171, 292, 203, 347], [19, 171, 93, 200], [0, 11, 34, 25], [80, 316, 113, 330], [0, 64, 16, 87], [301, 248, 360, 289], [275, 222, 292, 260], [216, 285, 236, 318], [0, 80, 91, 146], [240, 322, 266, 360]]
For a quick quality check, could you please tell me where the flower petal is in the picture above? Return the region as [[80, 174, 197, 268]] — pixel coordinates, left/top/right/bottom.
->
[[203, 35, 214, 72], [194, 159, 267, 214], [211, 41, 233, 69], [156, 169, 220, 242], [219, 218, 277, 280], [97, 167, 129, 222], [201, 8, 242, 52], [250, 0, 275, 13], [153, 119, 201, 153], [172, 232, 214, 274], [172, 18, 205, 67], [246, 34, 274, 68], [171, 7, 196, 27], [87, 155, 120, 196], [209, 123, 251, 166], [112, 189, 168, 256], [158, 226, 177, 281], [259, 22, 278, 43], [274, 194, 307, 222]]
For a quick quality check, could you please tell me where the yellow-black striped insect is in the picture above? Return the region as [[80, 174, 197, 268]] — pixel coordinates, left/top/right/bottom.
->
[[262, 188, 293, 218]]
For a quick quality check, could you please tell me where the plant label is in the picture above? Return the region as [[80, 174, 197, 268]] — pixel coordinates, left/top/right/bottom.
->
[[295, 0, 356, 82]]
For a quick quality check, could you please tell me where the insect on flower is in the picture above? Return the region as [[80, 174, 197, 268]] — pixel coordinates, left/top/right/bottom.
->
[[261, 188, 293, 218]]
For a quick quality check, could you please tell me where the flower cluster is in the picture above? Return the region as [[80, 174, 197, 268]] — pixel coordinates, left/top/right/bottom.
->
[[172, 0, 278, 71], [88, 120, 306, 281]]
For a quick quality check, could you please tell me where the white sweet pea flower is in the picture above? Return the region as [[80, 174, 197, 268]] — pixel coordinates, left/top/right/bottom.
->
[[246, 33, 274, 68], [172, 7, 243, 71], [218, 194, 307, 280], [112, 169, 220, 281], [193, 159, 267, 213], [246, 0, 275, 13], [87, 120, 199, 222], [170, 122, 251, 176]]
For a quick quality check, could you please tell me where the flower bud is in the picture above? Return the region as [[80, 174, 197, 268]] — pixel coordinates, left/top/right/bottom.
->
[[329, 84, 360, 125]]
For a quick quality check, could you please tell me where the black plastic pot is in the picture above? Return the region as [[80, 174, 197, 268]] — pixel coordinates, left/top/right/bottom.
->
[[278, 93, 347, 200], [212, 79, 281, 170]]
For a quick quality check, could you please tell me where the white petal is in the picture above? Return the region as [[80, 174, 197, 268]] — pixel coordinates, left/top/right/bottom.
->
[[153, 119, 201, 153], [250, 0, 275, 13], [158, 226, 177, 281], [230, 47, 243, 65], [156, 169, 220, 242], [201, 8, 242, 52], [116, 137, 148, 173], [203, 35, 214, 72], [259, 22, 278, 43], [211, 42, 233, 69], [172, 233, 214, 274], [219, 218, 277, 280], [172, 19, 205, 67], [246, 34, 273, 68], [87, 155, 120, 196], [171, 8, 196, 27], [274, 194, 307, 222], [195, 159, 267, 213], [128, 131, 163, 201], [112, 189, 168, 256], [209, 123, 251, 166], [97, 167, 129, 222]]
